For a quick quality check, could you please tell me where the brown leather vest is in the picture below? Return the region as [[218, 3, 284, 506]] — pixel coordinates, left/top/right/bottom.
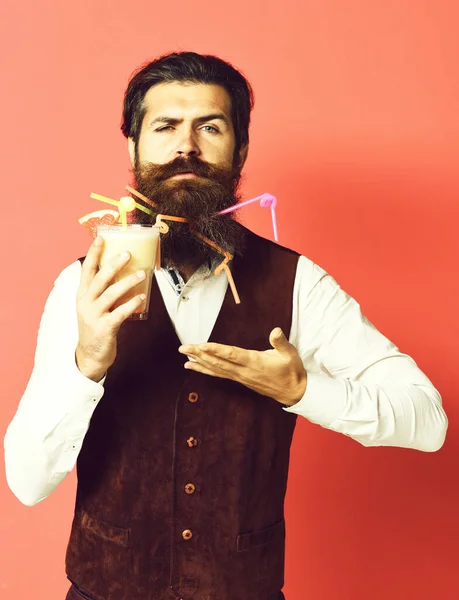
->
[[66, 230, 299, 600]]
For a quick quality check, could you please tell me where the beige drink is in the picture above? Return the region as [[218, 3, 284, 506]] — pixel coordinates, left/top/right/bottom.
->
[[97, 224, 160, 320]]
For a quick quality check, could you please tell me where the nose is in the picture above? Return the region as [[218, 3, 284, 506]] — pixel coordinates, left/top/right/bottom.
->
[[175, 128, 201, 158]]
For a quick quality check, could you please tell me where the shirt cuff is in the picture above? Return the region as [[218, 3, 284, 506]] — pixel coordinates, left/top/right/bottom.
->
[[282, 371, 347, 427], [66, 359, 106, 414], [32, 359, 106, 439]]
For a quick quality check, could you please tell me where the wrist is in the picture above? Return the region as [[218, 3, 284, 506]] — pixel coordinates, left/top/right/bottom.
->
[[284, 369, 308, 407], [75, 348, 107, 383]]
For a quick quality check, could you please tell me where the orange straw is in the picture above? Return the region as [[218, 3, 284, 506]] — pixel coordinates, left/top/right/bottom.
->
[[155, 235, 161, 270], [153, 214, 189, 270], [194, 232, 232, 261], [156, 213, 187, 223], [125, 186, 159, 209], [194, 232, 240, 304], [219, 262, 241, 304]]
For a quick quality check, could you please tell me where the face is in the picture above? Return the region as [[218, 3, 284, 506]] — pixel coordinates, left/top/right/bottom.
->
[[128, 82, 248, 271], [130, 82, 247, 170]]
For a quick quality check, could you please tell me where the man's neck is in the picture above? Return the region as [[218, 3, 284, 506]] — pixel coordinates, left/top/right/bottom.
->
[[168, 260, 201, 283], [178, 265, 197, 283], [164, 256, 216, 283]]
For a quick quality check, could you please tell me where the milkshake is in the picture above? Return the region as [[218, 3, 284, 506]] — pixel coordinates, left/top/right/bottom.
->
[[97, 224, 160, 320]]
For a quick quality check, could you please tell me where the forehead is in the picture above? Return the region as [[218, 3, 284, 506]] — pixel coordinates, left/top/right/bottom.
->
[[142, 82, 232, 120]]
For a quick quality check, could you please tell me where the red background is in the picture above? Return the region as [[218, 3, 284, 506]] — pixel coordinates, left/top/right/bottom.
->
[[1, 1, 458, 599]]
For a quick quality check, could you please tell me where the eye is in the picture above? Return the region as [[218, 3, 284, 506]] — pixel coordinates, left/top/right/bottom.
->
[[201, 125, 219, 133], [156, 126, 174, 132]]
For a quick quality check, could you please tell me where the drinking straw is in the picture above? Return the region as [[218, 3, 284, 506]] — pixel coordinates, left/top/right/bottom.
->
[[217, 193, 279, 241], [90, 193, 154, 219], [154, 213, 187, 234], [125, 186, 159, 209], [155, 235, 161, 270], [147, 211, 241, 303], [150, 217, 241, 304], [87, 188, 281, 305], [193, 232, 241, 304], [122, 188, 279, 241], [134, 203, 154, 217], [157, 214, 187, 223], [153, 213, 189, 270], [90, 193, 120, 208], [218, 262, 241, 305]]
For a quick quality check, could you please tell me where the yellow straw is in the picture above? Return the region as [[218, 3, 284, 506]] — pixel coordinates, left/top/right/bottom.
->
[[90, 193, 120, 208], [90, 192, 154, 222]]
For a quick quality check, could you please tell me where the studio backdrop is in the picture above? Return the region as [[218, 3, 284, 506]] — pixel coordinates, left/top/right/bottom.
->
[[1, 1, 458, 599]]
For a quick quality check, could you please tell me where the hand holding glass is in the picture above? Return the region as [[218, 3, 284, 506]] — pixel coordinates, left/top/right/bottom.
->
[[97, 224, 160, 320]]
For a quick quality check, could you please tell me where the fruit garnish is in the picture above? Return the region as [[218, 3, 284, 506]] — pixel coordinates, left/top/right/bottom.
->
[[78, 209, 120, 238]]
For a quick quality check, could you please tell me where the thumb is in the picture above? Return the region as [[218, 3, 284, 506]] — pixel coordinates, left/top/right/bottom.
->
[[269, 327, 291, 354]]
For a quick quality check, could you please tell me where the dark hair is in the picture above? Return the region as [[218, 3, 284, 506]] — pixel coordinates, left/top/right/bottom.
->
[[121, 52, 254, 154]]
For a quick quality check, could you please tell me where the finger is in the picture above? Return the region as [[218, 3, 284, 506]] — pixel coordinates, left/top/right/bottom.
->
[[185, 359, 273, 397], [269, 328, 293, 356], [96, 269, 146, 313], [179, 342, 250, 366], [107, 293, 147, 329], [88, 252, 132, 301], [184, 360, 236, 381], [184, 359, 262, 393], [185, 350, 245, 378], [80, 237, 104, 293]]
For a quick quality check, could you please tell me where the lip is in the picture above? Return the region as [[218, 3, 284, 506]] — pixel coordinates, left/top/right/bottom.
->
[[170, 173, 198, 179]]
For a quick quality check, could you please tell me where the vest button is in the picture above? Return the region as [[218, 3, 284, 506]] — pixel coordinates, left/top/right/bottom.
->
[[187, 437, 198, 448], [185, 483, 196, 494], [182, 529, 193, 540], [188, 392, 199, 403]]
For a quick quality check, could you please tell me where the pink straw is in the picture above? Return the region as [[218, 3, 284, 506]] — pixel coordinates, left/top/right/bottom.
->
[[217, 193, 279, 242]]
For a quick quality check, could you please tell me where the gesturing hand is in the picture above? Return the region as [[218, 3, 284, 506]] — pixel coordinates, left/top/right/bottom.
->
[[178, 328, 307, 407]]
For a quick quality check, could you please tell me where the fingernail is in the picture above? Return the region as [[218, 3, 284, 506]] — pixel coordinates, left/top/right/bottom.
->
[[122, 251, 130, 259], [140, 294, 146, 300], [136, 270, 145, 279]]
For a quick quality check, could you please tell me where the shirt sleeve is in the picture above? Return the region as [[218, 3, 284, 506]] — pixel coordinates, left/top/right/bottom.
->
[[4, 261, 105, 506], [285, 256, 448, 452]]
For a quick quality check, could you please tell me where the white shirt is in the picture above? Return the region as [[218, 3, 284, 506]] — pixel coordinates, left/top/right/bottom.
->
[[4, 255, 447, 506]]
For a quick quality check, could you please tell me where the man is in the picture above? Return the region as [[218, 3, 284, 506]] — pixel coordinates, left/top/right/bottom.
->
[[4, 52, 447, 600]]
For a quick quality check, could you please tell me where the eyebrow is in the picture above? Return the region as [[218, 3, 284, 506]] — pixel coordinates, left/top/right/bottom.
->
[[149, 113, 230, 127]]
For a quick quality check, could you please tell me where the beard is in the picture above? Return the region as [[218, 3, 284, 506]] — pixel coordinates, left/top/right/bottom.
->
[[132, 155, 246, 272]]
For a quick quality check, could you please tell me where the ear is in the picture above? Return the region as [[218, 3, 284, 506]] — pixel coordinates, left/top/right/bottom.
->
[[128, 138, 136, 167], [237, 144, 249, 169]]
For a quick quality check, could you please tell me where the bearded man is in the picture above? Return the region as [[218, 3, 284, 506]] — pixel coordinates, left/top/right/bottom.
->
[[5, 52, 447, 600]]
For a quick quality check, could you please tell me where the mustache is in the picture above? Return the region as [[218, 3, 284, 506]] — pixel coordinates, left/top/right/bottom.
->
[[140, 156, 232, 182]]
